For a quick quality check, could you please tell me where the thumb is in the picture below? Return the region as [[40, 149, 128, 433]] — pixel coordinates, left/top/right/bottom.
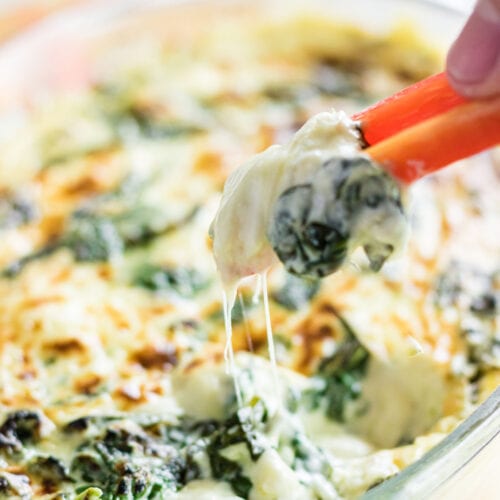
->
[[446, 0, 500, 98]]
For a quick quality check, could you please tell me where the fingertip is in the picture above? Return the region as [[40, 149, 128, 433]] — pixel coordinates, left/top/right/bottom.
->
[[446, 72, 500, 99], [446, 0, 500, 98]]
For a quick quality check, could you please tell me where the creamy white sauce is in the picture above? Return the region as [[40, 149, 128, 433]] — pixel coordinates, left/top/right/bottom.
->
[[247, 449, 317, 500]]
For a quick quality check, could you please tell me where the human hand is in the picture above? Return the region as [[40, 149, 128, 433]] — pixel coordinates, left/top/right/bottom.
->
[[446, 0, 500, 98]]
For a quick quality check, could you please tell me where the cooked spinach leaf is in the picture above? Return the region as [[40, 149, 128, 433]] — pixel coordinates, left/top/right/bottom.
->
[[262, 62, 364, 105], [133, 264, 209, 296], [63, 401, 268, 499], [0, 402, 267, 498], [27, 455, 73, 486], [268, 156, 404, 278], [70, 424, 186, 498], [63, 212, 124, 262], [303, 310, 370, 422], [121, 105, 205, 140], [94, 85, 205, 141], [290, 431, 332, 477], [205, 400, 267, 499], [262, 84, 317, 106], [470, 293, 497, 317], [0, 410, 46, 454], [64, 416, 123, 434], [65, 200, 188, 262], [318, 361, 368, 422], [434, 264, 499, 377]]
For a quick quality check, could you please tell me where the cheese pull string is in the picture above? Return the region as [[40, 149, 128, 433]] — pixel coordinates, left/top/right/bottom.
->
[[222, 287, 243, 408], [260, 271, 281, 402]]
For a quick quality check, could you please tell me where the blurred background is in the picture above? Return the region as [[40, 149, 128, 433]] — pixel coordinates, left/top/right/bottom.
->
[[0, 0, 475, 45]]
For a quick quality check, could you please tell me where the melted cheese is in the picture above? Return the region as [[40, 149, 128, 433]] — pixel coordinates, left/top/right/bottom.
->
[[222, 287, 243, 407], [210, 111, 361, 286]]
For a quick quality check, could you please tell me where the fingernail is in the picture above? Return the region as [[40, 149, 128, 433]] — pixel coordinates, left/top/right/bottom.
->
[[447, 8, 500, 84]]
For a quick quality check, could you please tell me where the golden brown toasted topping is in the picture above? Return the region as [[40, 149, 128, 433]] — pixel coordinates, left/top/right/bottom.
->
[[131, 343, 177, 371], [74, 373, 103, 395]]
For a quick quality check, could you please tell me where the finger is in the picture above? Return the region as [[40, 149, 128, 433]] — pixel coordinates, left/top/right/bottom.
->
[[446, 0, 500, 98]]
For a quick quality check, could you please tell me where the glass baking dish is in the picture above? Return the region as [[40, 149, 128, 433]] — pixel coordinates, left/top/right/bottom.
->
[[0, 0, 497, 498]]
